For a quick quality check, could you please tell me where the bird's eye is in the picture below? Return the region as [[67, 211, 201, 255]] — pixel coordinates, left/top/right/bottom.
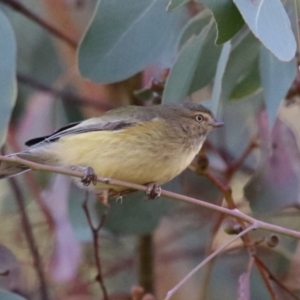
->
[[195, 115, 204, 123]]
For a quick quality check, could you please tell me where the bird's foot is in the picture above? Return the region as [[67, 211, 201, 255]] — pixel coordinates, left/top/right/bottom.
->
[[146, 183, 161, 200], [96, 190, 109, 206], [80, 166, 98, 186]]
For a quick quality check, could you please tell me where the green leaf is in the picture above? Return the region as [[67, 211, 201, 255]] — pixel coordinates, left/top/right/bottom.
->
[[259, 46, 297, 128], [178, 9, 212, 49], [166, 0, 190, 11], [68, 186, 97, 242], [0, 289, 26, 300], [78, 0, 183, 83], [196, 0, 244, 44], [0, 10, 17, 147], [244, 120, 300, 213], [222, 30, 260, 100], [233, 0, 296, 61], [163, 22, 222, 103], [230, 57, 261, 99], [98, 191, 174, 235], [210, 41, 231, 115]]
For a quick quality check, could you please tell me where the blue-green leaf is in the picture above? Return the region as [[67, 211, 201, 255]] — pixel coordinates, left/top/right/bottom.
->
[[259, 46, 297, 128], [230, 57, 260, 100], [178, 9, 211, 49], [0, 289, 26, 300], [78, 0, 183, 83], [0, 10, 17, 147], [233, 0, 296, 61], [196, 0, 244, 44], [210, 41, 231, 115], [163, 21, 222, 103], [222, 30, 260, 100], [166, 0, 190, 11]]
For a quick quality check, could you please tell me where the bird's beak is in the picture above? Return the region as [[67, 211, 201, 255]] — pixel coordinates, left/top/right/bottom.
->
[[211, 120, 224, 128]]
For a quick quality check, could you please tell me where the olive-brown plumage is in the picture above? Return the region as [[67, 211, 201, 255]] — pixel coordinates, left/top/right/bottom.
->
[[0, 103, 223, 193]]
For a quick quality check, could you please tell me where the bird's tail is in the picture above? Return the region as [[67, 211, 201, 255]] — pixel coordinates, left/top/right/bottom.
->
[[0, 155, 30, 179]]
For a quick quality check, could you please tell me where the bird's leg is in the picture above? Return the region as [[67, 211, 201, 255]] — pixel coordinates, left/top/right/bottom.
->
[[96, 190, 109, 206], [145, 183, 162, 200], [71, 166, 98, 186]]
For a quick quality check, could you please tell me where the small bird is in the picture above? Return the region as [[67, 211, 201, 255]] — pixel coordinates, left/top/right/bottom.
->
[[0, 102, 223, 198]]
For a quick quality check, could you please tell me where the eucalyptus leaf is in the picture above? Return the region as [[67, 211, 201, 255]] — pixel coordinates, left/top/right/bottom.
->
[[259, 46, 297, 128], [163, 22, 222, 103], [222, 30, 260, 100], [166, 0, 190, 11], [233, 0, 296, 61], [0, 289, 26, 300], [97, 179, 178, 235], [178, 9, 211, 49], [196, 0, 244, 44], [78, 0, 184, 83], [230, 57, 260, 100], [97, 192, 173, 234], [244, 120, 300, 213], [210, 41, 231, 116], [0, 10, 17, 147]]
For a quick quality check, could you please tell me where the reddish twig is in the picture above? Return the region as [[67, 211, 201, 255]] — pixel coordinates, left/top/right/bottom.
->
[[82, 193, 109, 300], [138, 234, 154, 294], [17, 72, 114, 111], [255, 257, 278, 300], [0, 0, 77, 48], [8, 177, 50, 300], [7, 133, 55, 230], [255, 256, 300, 300], [225, 137, 259, 178]]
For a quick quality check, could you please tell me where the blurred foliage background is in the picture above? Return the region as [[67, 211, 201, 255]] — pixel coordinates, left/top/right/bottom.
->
[[0, 0, 300, 299]]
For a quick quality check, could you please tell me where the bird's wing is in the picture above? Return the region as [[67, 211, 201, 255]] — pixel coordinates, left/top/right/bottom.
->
[[25, 106, 157, 147]]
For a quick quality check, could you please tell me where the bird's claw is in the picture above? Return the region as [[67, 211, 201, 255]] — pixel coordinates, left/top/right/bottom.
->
[[146, 183, 161, 200], [81, 167, 97, 186]]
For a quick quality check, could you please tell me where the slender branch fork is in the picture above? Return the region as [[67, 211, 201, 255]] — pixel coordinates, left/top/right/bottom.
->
[[1, 155, 300, 240], [82, 192, 109, 300], [164, 224, 257, 300]]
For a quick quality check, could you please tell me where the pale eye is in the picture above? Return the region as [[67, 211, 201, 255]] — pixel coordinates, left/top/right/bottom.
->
[[195, 115, 204, 123]]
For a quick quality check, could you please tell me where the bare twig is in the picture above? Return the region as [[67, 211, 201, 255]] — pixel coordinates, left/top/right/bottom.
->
[[138, 234, 154, 294], [82, 192, 108, 300], [203, 139, 298, 300], [255, 256, 300, 300], [0, 155, 300, 239], [225, 137, 259, 178], [8, 177, 50, 300], [17, 72, 114, 111], [164, 224, 257, 300], [255, 258, 278, 300], [0, 0, 77, 48]]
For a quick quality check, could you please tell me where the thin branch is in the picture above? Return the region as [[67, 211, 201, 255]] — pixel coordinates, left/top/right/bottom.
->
[[255, 256, 300, 300], [0, 0, 77, 48], [164, 224, 257, 300], [199, 214, 224, 300], [1, 155, 300, 239], [82, 192, 108, 300], [225, 137, 259, 178], [255, 257, 278, 300], [138, 234, 154, 294], [17, 72, 114, 111], [8, 176, 50, 300]]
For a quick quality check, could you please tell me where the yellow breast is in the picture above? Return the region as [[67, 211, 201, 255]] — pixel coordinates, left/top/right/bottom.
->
[[45, 119, 204, 192]]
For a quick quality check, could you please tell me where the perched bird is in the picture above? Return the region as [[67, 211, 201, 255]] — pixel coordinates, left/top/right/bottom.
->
[[0, 102, 223, 198]]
